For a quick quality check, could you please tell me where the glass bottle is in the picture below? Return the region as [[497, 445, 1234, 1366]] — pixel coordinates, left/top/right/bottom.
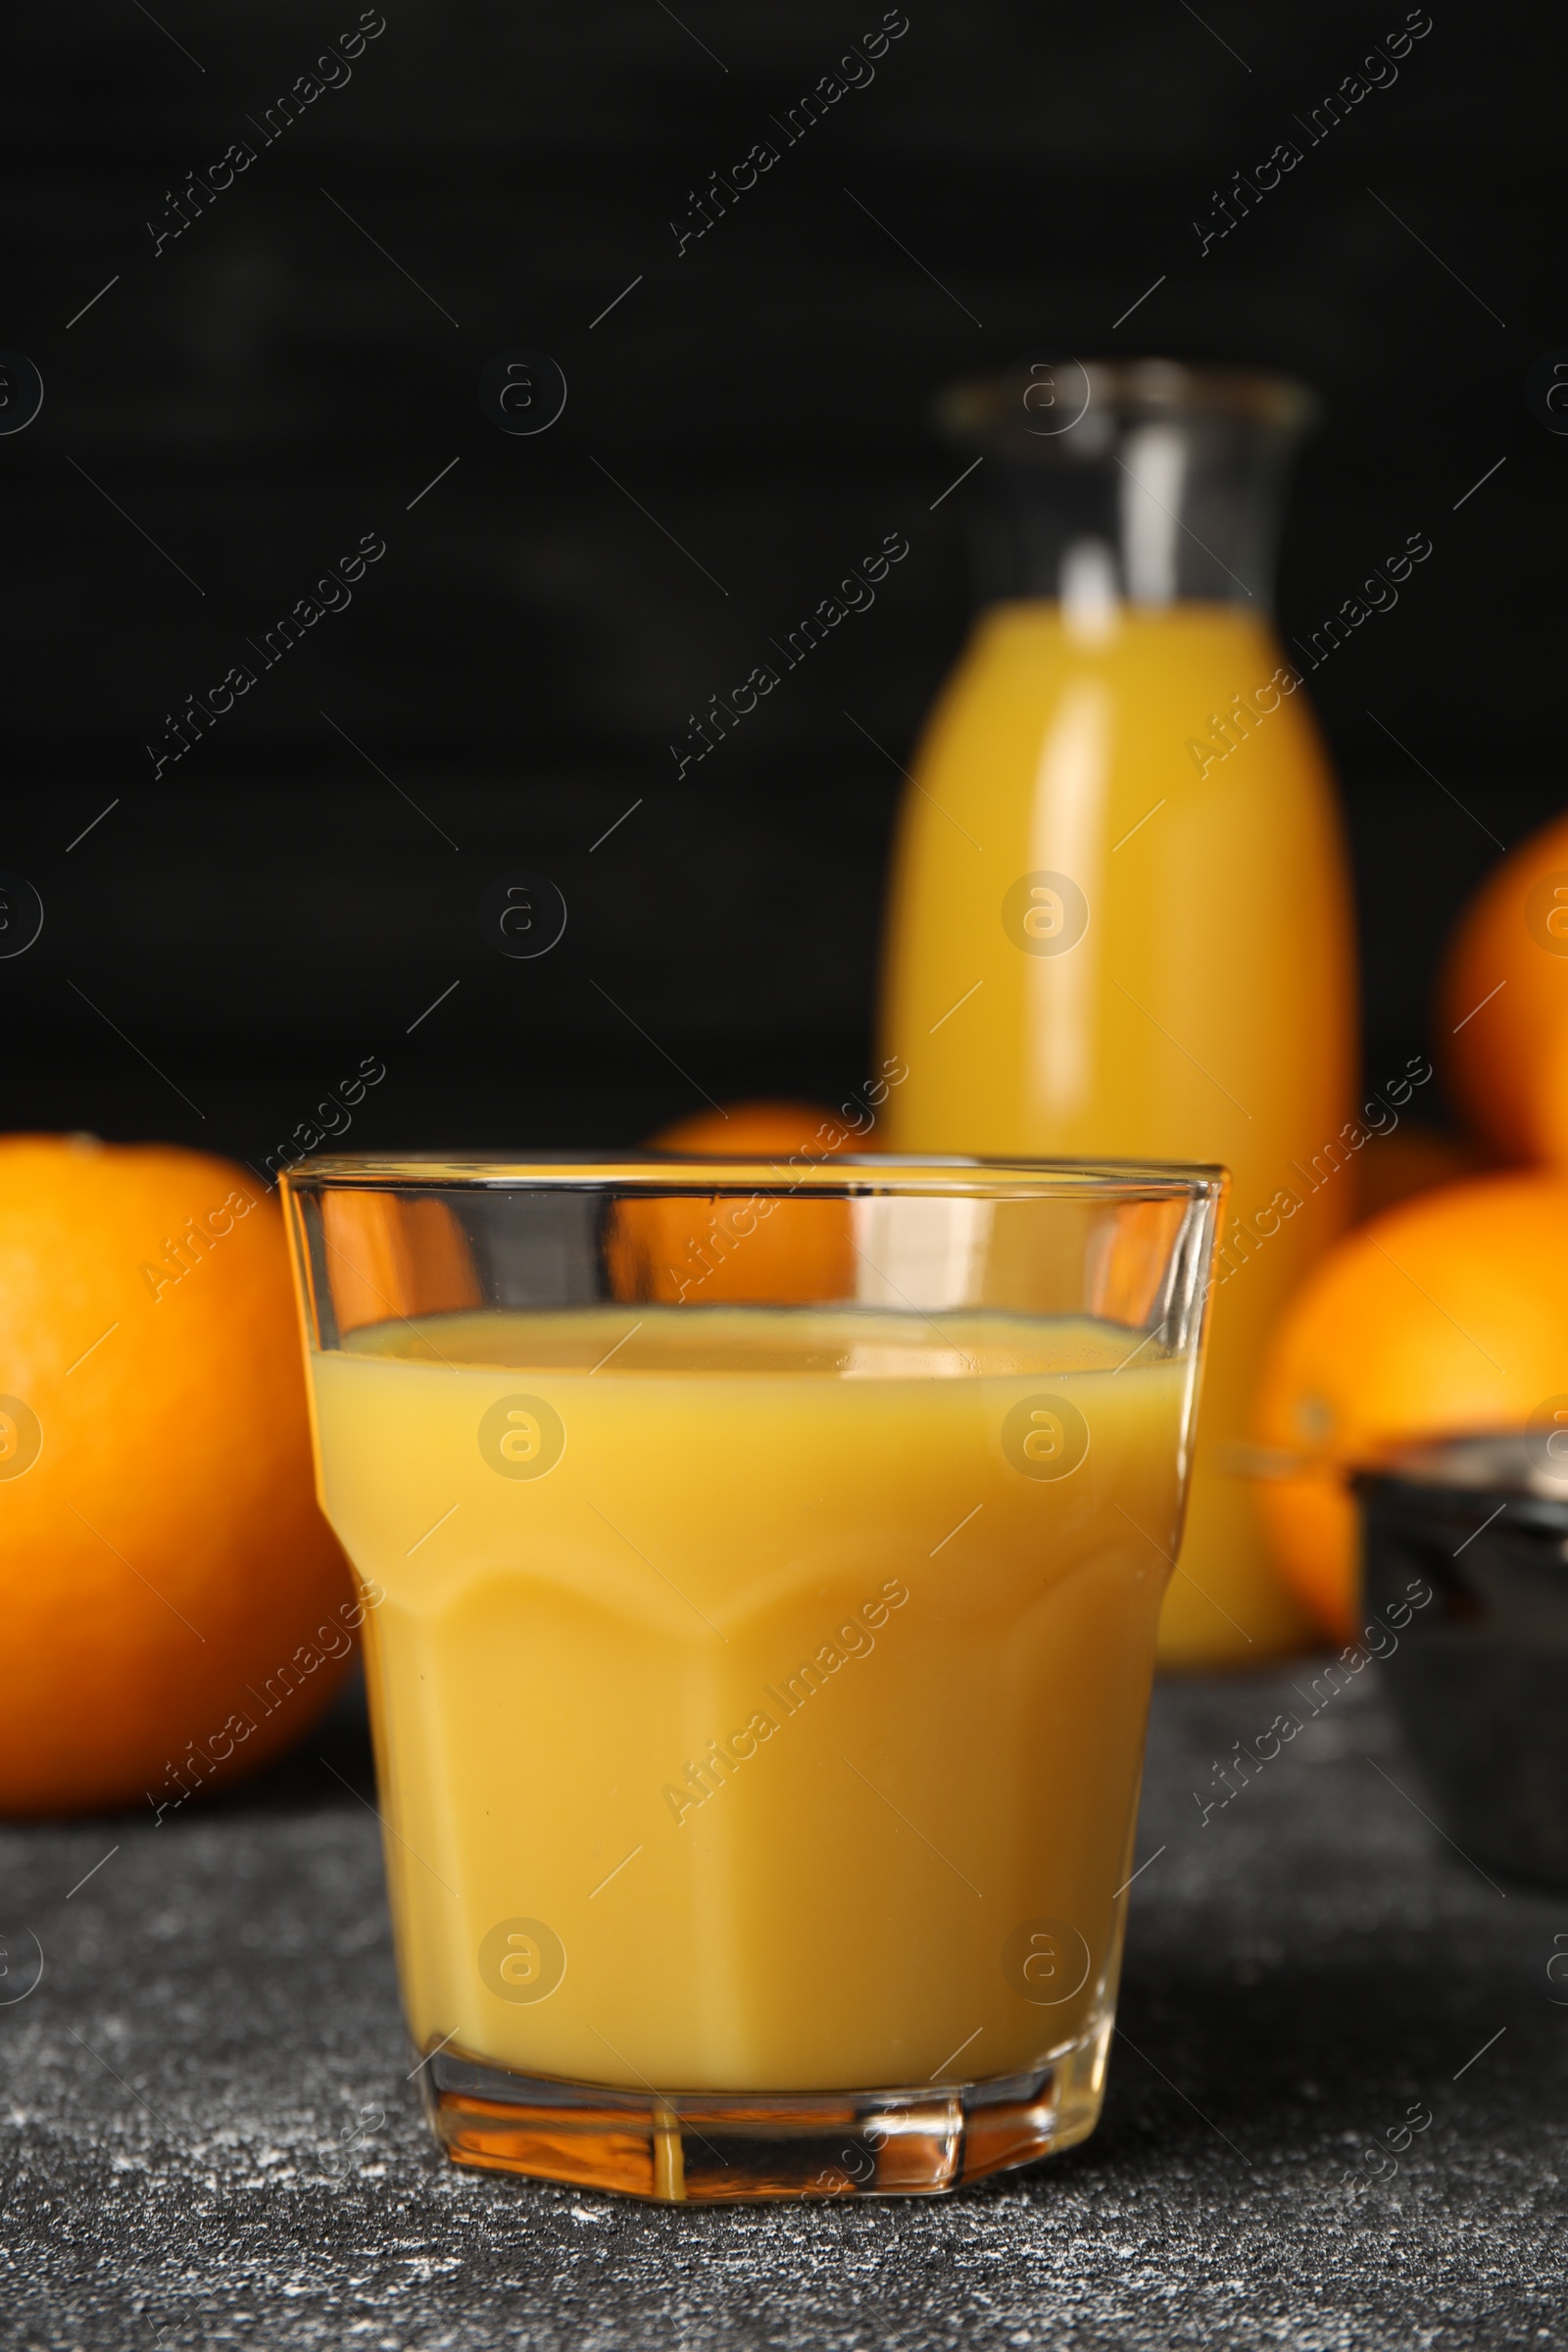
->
[[878, 358, 1356, 1662]]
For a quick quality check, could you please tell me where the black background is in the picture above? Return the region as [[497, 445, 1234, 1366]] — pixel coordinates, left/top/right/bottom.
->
[[3, 0, 1556, 1177]]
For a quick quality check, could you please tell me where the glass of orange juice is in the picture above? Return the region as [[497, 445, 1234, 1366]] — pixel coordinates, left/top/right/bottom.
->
[[281, 1152, 1224, 2202]]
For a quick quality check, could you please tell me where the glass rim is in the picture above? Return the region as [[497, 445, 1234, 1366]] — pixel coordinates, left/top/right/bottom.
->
[[279, 1150, 1227, 1201]]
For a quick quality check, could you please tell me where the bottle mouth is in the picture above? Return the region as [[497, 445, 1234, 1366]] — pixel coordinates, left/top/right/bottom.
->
[[936, 357, 1319, 461]]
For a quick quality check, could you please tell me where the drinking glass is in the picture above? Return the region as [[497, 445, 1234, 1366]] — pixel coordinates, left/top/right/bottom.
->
[[282, 1152, 1223, 2201]]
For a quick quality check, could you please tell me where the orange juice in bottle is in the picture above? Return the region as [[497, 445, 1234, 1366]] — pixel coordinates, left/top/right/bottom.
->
[[879, 361, 1356, 1660]]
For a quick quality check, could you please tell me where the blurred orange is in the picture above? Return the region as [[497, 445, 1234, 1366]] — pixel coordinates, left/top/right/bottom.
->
[[1253, 1169, 1568, 1639], [318, 1188, 481, 1335], [0, 1135, 354, 1815], [610, 1100, 861, 1305], [1354, 1121, 1489, 1221], [1440, 807, 1568, 1162], [655, 1101, 860, 1159]]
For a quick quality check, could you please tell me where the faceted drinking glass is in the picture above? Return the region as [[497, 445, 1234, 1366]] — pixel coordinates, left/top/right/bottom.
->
[[282, 1152, 1223, 2201]]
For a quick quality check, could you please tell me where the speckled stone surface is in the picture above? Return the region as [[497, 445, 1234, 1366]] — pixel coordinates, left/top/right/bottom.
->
[[4, 1664, 1564, 2351]]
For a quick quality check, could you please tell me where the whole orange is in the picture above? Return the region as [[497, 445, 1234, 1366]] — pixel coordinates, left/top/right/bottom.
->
[[653, 1101, 863, 1157], [1440, 807, 1568, 1161], [0, 1135, 355, 1816], [1353, 1121, 1489, 1221], [610, 1101, 864, 1305], [1252, 1169, 1568, 1639]]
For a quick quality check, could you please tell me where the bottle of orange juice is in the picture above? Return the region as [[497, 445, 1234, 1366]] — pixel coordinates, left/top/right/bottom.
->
[[879, 359, 1355, 1661]]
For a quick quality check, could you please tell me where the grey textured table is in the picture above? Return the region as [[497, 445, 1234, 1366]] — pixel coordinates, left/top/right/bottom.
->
[[4, 1664, 1564, 2351]]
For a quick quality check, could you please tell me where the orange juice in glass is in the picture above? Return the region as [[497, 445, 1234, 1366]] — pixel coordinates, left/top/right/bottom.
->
[[878, 361, 1356, 1664], [283, 1153, 1222, 2201]]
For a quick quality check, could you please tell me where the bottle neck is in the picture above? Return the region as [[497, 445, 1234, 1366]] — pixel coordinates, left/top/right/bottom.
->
[[958, 412, 1299, 620]]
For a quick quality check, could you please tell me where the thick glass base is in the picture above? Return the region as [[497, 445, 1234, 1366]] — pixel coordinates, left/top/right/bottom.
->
[[419, 2016, 1111, 2202]]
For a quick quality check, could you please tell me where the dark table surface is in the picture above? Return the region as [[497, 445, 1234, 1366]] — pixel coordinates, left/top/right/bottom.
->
[[4, 1662, 1564, 2352]]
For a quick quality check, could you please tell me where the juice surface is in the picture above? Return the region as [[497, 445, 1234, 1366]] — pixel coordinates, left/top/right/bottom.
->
[[879, 602, 1356, 1660], [311, 1304, 1196, 2092]]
